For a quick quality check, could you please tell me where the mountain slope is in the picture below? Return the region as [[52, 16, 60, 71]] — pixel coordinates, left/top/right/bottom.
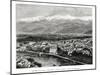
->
[[17, 18, 92, 34]]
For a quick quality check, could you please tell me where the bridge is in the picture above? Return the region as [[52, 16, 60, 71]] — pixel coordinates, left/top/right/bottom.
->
[[17, 51, 86, 65]]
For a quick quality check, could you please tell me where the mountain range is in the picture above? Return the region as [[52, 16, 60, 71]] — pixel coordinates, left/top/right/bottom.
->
[[17, 16, 92, 35]]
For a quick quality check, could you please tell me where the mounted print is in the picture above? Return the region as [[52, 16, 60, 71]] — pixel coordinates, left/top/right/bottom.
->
[[11, 0, 96, 74]]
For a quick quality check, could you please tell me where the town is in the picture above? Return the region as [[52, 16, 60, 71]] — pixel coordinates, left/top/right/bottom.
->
[[16, 38, 92, 68]]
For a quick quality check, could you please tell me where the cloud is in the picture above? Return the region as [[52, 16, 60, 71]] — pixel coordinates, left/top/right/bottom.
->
[[16, 4, 92, 21], [18, 15, 92, 22]]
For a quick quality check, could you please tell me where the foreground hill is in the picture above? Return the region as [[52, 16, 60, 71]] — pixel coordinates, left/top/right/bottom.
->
[[17, 33, 92, 42]]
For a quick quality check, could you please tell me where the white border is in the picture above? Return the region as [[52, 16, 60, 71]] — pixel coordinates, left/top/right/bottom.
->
[[11, 1, 96, 74]]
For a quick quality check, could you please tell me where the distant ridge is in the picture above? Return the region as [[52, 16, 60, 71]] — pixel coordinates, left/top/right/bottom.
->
[[17, 18, 92, 34]]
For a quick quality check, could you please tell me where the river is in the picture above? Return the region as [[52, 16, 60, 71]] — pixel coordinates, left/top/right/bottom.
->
[[17, 51, 82, 68]]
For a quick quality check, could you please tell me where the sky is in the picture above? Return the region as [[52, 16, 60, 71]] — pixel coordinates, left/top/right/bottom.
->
[[16, 4, 92, 22]]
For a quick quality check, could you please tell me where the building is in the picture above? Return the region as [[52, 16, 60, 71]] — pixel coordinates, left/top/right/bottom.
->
[[49, 44, 57, 54]]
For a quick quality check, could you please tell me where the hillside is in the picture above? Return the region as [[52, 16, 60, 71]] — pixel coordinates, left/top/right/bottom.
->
[[17, 19, 92, 34]]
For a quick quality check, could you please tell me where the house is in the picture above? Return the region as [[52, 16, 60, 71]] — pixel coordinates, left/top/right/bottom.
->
[[49, 44, 57, 54], [29, 42, 36, 45], [19, 46, 27, 51]]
